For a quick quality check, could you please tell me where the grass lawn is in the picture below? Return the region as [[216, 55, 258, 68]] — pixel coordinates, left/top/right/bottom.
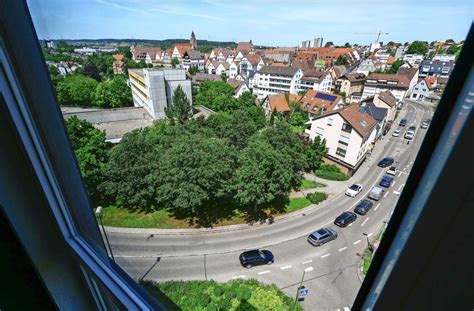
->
[[101, 197, 313, 229], [299, 179, 326, 190], [362, 249, 373, 275]]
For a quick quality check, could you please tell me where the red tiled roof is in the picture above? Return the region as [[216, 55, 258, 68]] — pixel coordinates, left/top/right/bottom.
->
[[300, 90, 342, 114], [366, 73, 410, 89], [317, 104, 377, 136], [377, 90, 397, 107], [425, 76, 438, 89], [267, 93, 300, 112]]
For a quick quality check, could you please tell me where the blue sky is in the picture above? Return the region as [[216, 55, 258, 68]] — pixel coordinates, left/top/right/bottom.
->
[[28, 0, 473, 46]]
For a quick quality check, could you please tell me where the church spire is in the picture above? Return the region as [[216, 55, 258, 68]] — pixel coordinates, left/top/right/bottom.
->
[[190, 30, 197, 50]]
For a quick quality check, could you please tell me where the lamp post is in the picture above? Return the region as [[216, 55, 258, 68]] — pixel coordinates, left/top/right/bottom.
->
[[96, 206, 115, 262], [363, 232, 372, 251], [294, 266, 313, 308]]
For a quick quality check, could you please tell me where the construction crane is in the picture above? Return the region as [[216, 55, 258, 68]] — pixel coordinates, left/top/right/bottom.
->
[[354, 30, 389, 42]]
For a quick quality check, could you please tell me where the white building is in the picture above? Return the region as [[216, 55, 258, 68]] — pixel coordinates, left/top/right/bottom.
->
[[356, 59, 377, 76], [227, 79, 250, 98], [397, 67, 419, 95], [402, 54, 424, 67], [182, 50, 205, 71], [362, 73, 410, 101], [361, 90, 398, 122], [411, 77, 438, 101], [128, 68, 192, 120], [254, 66, 303, 99], [432, 54, 456, 62], [297, 70, 333, 93], [305, 104, 377, 175]]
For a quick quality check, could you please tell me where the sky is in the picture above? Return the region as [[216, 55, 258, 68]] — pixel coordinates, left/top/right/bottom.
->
[[28, 0, 473, 46]]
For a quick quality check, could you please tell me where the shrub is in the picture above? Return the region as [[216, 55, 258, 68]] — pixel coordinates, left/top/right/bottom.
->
[[315, 164, 349, 181], [306, 192, 328, 204], [236, 285, 252, 301]]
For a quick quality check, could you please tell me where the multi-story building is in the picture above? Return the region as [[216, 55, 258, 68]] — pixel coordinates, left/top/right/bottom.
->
[[397, 67, 419, 95], [362, 73, 410, 101], [361, 90, 398, 122], [112, 53, 125, 74], [297, 70, 333, 93], [411, 76, 438, 101], [128, 68, 192, 120], [338, 72, 367, 97], [356, 59, 377, 76], [432, 54, 456, 62], [182, 50, 205, 71], [254, 66, 303, 99], [300, 90, 344, 117], [418, 60, 455, 78], [402, 54, 424, 66], [305, 104, 377, 175]]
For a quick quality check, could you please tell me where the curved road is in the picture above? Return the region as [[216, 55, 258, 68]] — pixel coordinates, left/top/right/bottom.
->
[[109, 100, 433, 310]]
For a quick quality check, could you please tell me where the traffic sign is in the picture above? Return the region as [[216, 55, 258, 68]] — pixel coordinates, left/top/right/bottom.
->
[[299, 288, 309, 297]]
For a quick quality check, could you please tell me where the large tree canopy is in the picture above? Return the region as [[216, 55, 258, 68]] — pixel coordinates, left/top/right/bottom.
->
[[194, 80, 238, 112], [165, 85, 192, 124], [56, 74, 98, 106], [93, 75, 133, 108], [406, 41, 429, 55]]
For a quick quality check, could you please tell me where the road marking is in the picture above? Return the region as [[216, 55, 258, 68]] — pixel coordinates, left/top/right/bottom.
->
[[302, 260, 313, 264], [280, 265, 292, 270], [374, 203, 380, 211], [398, 171, 402, 177], [384, 192, 389, 198], [232, 275, 245, 279], [321, 253, 331, 258], [353, 240, 361, 245], [258, 270, 271, 275], [348, 223, 353, 227], [361, 218, 369, 227], [393, 191, 401, 195], [398, 184, 404, 191], [367, 233, 373, 237], [393, 181, 397, 186], [338, 247, 348, 252]]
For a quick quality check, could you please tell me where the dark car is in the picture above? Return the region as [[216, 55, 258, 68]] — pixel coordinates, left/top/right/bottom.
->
[[239, 249, 274, 268], [307, 228, 338, 246], [399, 118, 407, 126], [378, 157, 394, 167], [354, 199, 374, 215], [379, 175, 394, 188], [334, 211, 357, 227]]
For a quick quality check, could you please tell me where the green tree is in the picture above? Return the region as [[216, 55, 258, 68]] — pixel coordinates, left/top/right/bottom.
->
[[188, 66, 199, 75], [446, 44, 459, 55], [65, 116, 108, 203], [87, 53, 114, 77], [288, 108, 308, 127], [406, 41, 429, 55], [194, 80, 238, 112], [304, 136, 328, 172], [445, 39, 455, 44], [48, 65, 63, 87], [335, 55, 346, 65], [81, 63, 101, 81], [344, 42, 351, 48], [165, 85, 192, 124], [155, 134, 237, 218], [386, 58, 403, 74], [93, 75, 133, 108], [237, 91, 257, 109], [56, 74, 98, 106], [221, 72, 228, 82], [171, 57, 180, 68]]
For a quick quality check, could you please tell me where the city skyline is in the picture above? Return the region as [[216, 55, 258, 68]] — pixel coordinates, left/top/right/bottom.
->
[[28, 0, 472, 46]]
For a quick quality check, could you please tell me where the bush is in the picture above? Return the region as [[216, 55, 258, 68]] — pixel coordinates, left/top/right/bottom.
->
[[306, 192, 328, 204], [315, 164, 349, 181]]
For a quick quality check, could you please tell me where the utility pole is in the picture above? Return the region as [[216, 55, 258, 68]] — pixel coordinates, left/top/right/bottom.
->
[[294, 266, 313, 309], [96, 206, 115, 262]]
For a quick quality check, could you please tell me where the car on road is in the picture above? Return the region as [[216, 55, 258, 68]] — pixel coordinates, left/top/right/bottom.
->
[[345, 183, 363, 197], [354, 199, 374, 215], [368, 186, 385, 201], [307, 228, 338, 246], [405, 125, 416, 140], [379, 175, 394, 188], [334, 211, 357, 227], [392, 129, 401, 137], [421, 119, 430, 129], [387, 166, 397, 176], [399, 118, 407, 126], [239, 249, 274, 268], [378, 157, 394, 167]]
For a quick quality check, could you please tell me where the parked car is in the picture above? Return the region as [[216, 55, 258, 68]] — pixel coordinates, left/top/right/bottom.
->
[[354, 199, 374, 215], [392, 129, 401, 137], [368, 186, 385, 201], [399, 118, 407, 126], [345, 183, 363, 197], [378, 157, 394, 167], [387, 166, 397, 176], [421, 119, 431, 129], [334, 211, 357, 227], [307, 228, 338, 246], [239, 249, 274, 268], [379, 175, 394, 188]]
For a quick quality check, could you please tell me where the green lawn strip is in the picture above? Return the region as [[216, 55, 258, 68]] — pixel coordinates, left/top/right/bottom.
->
[[140, 279, 303, 311], [299, 179, 327, 190], [101, 197, 312, 229], [362, 249, 374, 275]]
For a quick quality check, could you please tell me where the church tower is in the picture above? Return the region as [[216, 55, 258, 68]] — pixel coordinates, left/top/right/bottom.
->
[[190, 30, 197, 49]]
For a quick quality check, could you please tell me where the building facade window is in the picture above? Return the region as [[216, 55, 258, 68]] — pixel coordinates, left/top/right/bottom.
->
[[336, 147, 347, 157], [327, 118, 333, 126], [342, 123, 352, 133], [315, 126, 325, 137]]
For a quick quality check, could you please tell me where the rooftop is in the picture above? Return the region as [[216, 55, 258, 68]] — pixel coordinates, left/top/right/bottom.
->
[[258, 65, 299, 76]]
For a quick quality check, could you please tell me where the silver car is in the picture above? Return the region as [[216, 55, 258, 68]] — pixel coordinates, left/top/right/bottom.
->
[[307, 228, 338, 246]]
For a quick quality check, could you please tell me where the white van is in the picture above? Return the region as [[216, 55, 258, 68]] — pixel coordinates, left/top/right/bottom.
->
[[368, 186, 385, 201]]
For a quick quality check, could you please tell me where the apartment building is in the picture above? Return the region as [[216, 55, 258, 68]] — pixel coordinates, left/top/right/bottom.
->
[[402, 54, 424, 66], [362, 73, 410, 101], [418, 60, 455, 78], [338, 72, 367, 97], [300, 90, 344, 117], [397, 67, 419, 95], [361, 90, 398, 122], [254, 66, 303, 99], [182, 50, 206, 71], [305, 104, 377, 175], [128, 68, 192, 120], [432, 54, 456, 62], [296, 70, 333, 93], [411, 76, 438, 101]]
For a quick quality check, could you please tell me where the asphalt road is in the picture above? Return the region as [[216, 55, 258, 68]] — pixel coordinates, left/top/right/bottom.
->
[[109, 100, 433, 310]]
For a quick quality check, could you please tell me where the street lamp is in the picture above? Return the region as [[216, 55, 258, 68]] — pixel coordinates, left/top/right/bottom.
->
[[96, 206, 115, 262], [294, 266, 313, 307], [363, 232, 373, 252]]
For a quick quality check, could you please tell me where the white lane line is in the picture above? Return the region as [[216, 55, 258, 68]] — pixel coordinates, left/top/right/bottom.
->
[[321, 253, 331, 258], [367, 233, 373, 237], [353, 240, 361, 245], [398, 171, 402, 177], [258, 270, 271, 275], [338, 247, 348, 252], [374, 203, 380, 211], [398, 184, 404, 191], [384, 192, 389, 198], [393, 181, 397, 186], [302, 260, 313, 264], [393, 191, 401, 195], [280, 265, 292, 270], [348, 223, 353, 227], [361, 218, 369, 227], [232, 275, 245, 279]]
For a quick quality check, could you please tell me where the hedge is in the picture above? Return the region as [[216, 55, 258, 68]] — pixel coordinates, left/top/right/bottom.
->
[[315, 164, 349, 181], [306, 192, 328, 204]]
